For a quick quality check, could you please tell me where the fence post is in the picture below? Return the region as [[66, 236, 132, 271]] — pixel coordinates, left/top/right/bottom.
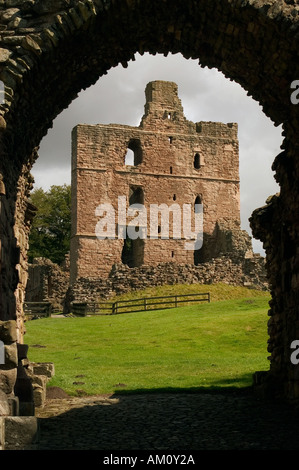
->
[[144, 298, 147, 311], [175, 296, 177, 308]]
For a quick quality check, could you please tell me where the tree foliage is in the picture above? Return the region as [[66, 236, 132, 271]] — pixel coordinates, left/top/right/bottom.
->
[[28, 184, 71, 265]]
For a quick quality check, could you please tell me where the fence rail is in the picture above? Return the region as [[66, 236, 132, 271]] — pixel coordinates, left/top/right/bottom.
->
[[24, 301, 52, 317], [71, 292, 210, 316]]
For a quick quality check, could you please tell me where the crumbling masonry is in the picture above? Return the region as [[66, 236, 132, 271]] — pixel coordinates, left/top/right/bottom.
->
[[68, 80, 267, 304], [0, 0, 299, 450]]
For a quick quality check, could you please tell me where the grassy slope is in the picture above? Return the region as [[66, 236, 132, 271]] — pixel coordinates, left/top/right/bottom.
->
[[25, 284, 271, 396]]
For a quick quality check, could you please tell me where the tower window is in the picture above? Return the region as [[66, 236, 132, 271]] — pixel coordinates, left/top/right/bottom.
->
[[129, 186, 144, 205], [194, 153, 201, 169], [194, 195, 202, 212], [125, 138, 143, 166]]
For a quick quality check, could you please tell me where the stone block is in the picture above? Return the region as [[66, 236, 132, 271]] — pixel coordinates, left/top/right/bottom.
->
[[0, 418, 5, 451], [4, 416, 39, 450], [0, 368, 17, 396], [31, 362, 55, 378], [7, 396, 19, 416], [0, 321, 17, 343], [33, 385, 46, 408], [0, 390, 10, 416], [4, 343, 18, 367]]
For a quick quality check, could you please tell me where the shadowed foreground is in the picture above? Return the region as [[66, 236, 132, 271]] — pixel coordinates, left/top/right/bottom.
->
[[35, 388, 299, 451]]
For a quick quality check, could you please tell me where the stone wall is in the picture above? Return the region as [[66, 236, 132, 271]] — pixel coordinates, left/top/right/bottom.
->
[[0, 319, 54, 449], [65, 251, 268, 311], [70, 80, 241, 282], [0, 0, 298, 411], [25, 257, 70, 311]]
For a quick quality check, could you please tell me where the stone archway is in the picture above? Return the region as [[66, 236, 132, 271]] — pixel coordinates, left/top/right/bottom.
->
[[0, 0, 298, 404]]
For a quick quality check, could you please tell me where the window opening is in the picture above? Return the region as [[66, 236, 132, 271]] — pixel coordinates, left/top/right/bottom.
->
[[125, 138, 143, 166], [194, 152, 201, 169], [121, 186, 145, 268]]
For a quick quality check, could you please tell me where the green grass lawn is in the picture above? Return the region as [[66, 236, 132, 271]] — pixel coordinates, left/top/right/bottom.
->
[[24, 284, 271, 396]]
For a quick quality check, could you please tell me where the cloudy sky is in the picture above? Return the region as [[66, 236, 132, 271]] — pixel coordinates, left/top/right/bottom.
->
[[32, 52, 282, 255]]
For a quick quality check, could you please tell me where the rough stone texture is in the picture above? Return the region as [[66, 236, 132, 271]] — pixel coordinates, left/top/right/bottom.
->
[[0, 0, 298, 407], [71, 80, 243, 281], [65, 254, 268, 311], [26, 362, 55, 408], [25, 257, 70, 311], [0, 321, 18, 397], [3, 416, 39, 450]]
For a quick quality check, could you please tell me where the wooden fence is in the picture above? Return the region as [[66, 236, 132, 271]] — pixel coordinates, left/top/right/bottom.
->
[[24, 301, 52, 317], [71, 292, 210, 316]]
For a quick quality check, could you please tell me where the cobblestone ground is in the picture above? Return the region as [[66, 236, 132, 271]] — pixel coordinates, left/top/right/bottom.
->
[[35, 388, 299, 451]]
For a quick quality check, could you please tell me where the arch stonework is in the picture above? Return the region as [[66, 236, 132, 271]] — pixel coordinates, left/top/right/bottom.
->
[[0, 0, 298, 407]]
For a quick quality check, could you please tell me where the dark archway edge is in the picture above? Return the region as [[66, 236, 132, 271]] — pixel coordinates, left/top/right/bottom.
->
[[0, 0, 298, 402]]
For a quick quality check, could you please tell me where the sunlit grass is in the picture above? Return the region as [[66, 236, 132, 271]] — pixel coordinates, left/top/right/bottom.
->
[[25, 284, 270, 396]]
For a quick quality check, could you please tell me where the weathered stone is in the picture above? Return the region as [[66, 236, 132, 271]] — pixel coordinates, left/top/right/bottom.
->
[[71, 81, 244, 281], [0, 48, 12, 62], [3, 416, 38, 450], [4, 343, 18, 368], [0, 321, 17, 343], [21, 35, 42, 54], [1, 9, 20, 22], [0, 0, 298, 414], [30, 362, 55, 379], [25, 257, 69, 310], [0, 391, 10, 416], [0, 369, 17, 396]]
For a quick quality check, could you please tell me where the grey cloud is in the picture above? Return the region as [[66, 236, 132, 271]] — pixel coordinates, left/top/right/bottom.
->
[[32, 53, 282, 254]]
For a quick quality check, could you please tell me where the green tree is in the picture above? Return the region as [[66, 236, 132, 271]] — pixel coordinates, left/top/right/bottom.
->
[[28, 184, 71, 265]]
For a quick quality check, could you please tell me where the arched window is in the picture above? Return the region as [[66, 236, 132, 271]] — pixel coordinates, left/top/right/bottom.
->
[[125, 138, 143, 166], [129, 185, 144, 205]]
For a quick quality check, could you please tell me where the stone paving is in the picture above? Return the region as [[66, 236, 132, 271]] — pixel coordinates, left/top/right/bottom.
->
[[35, 388, 299, 451]]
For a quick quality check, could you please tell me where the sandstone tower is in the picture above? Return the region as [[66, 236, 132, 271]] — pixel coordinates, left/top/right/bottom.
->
[[70, 80, 252, 285]]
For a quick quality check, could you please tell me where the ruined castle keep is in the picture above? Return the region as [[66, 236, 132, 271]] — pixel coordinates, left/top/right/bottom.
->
[[70, 80, 263, 294], [1, 0, 299, 448]]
